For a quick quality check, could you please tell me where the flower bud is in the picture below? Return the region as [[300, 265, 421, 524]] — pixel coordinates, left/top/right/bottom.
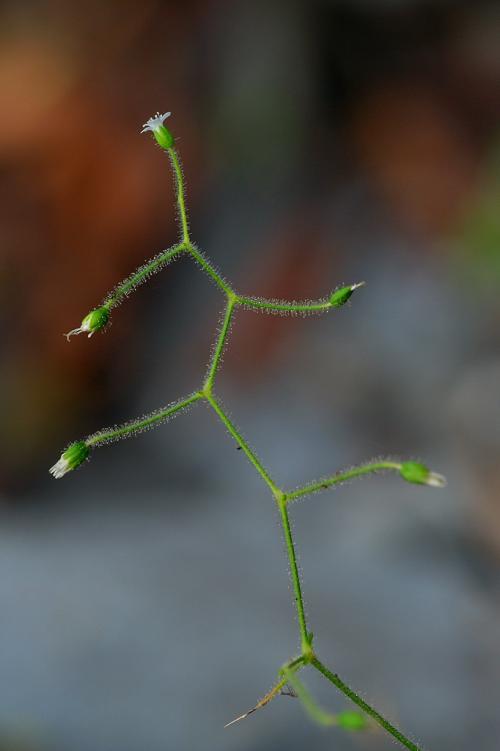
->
[[141, 112, 174, 149], [65, 306, 109, 340], [336, 711, 367, 731], [329, 282, 365, 308], [400, 461, 446, 488], [49, 441, 89, 479]]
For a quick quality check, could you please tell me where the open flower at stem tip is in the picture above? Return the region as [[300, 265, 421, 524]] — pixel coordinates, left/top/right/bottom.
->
[[141, 111, 174, 149]]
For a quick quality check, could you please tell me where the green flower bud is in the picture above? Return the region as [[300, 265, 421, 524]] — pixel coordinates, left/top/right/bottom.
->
[[65, 306, 109, 340], [400, 461, 446, 487], [336, 711, 367, 731], [141, 111, 174, 149], [329, 282, 365, 307], [49, 441, 89, 479]]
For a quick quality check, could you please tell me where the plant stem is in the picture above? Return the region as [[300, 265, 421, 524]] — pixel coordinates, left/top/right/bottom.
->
[[278, 498, 310, 652], [86, 392, 203, 446], [204, 297, 236, 391], [281, 666, 337, 726], [238, 296, 330, 314], [186, 244, 234, 296], [287, 460, 402, 502], [168, 148, 190, 244], [311, 657, 423, 751], [105, 243, 186, 309], [204, 393, 279, 496]]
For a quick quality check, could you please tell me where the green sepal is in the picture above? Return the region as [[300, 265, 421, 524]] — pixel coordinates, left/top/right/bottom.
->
[[400, 461, 430, 485], [62, 441, 90, 471], [329, 286, 354, 307], [336, 711, 367, 731], [153, 125, 174, 149], [82, 306, 110, 334]]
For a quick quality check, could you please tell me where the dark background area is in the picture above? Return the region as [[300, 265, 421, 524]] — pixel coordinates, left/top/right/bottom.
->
[[1, 1, 499, 749]]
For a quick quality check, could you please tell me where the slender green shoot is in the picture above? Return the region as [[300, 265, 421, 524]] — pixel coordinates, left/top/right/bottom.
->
[[312, 657, 422, 751], [278, 497, 310, 653], [238, 295, 331, 314], [204, 297, 236, 392], [286, 460, 403, 502], [204, 393, 280, 497], [168, 147, 190, 244], [105, 243, 186, 309], [281, 666, 337, 726], [86, 392, 203, 447]]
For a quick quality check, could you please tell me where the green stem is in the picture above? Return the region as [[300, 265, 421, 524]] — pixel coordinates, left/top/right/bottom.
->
[[238, 296, 330, 314], [205, 298, 236, 391], [204, 393, 279, 496], [311, 657, 423, 751], [105, 243, 186, 309], [168, 147, 190, 244], [86, 392, 203, 447], [187, 244, 234, 296], [281, 666, 336, 726], [287, 461, 402, 502], [278, 498, 310, 652]]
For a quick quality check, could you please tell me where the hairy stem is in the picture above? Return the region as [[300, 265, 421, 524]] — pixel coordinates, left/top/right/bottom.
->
[[187, 244, 234, 296], [278, 499, 310, 652], [105, 243, 186, 309], [54, 121, 446, 751], [168, 147, 190, 244], [311, 657, 423, 751], [205, 297, 236, 391], [204, 393, 279, 496], [238, 295, 331, 314], [86, 392, 203, 446], [287, 460, 402, 502]]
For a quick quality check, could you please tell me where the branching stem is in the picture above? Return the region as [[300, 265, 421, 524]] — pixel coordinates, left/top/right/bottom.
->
[[56, 121, 444, 751]]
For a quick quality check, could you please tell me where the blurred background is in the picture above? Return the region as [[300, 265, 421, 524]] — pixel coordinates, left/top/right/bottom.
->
[[1, 0, 499, 749]]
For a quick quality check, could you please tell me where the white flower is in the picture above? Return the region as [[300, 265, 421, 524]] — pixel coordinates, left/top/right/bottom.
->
[[425, 471, 447, 488], [49, 456, 71, 479], [141, 112, 171, 134]]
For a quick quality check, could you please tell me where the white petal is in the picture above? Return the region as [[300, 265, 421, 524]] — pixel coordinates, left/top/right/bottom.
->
[[64, 327, 84, 341], [140, 112, 171, 133], [426, 472, 447, 488], [49, 457, 70, 479]]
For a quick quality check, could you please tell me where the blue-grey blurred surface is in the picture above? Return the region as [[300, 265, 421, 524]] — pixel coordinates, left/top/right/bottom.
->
[[1, 1, 499, 750]]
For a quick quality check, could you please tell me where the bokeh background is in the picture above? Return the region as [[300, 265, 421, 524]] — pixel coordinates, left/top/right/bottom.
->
[[1, 1, 499, 749]]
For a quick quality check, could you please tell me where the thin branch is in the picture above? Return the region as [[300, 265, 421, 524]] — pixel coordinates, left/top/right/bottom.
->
[[311, 657, 423, 751], [86, 392, 203, 447]]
